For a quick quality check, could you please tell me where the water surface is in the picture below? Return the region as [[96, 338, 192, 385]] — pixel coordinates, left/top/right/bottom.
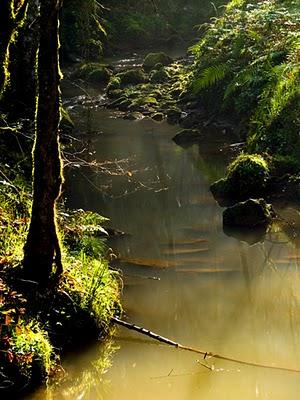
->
[[40, 83, 300, 399]]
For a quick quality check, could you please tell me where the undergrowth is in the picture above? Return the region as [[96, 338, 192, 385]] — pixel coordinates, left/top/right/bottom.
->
[[0, 176, 121, 395], [188, 0, 300, 156]]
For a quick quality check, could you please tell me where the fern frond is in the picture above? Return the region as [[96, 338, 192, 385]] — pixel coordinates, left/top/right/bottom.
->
[[192, 64, 229, 93]]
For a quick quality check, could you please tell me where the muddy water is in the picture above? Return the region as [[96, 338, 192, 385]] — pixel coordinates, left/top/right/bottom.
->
[[43, 82, 300, 399]]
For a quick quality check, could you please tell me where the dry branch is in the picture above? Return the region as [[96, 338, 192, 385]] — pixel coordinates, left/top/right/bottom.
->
[[112, 317, 300, 374]]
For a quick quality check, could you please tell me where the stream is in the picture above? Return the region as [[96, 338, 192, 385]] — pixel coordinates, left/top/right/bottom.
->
[[31, 54, 300, 399]]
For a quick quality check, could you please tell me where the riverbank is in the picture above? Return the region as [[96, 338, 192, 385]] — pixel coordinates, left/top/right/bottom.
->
[[0, 129, 122, 396]]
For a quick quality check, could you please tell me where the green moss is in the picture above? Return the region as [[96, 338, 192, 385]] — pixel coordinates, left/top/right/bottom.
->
[[143, 52, 173, 70], [211, 153, 270, 204], [226, 153, 269, 197], [10, 322, 53, 379], [150, 68, 170, 83], [227, 153, 269, 180], [72, 63, 112, 83], [117, 68, 148, 86]]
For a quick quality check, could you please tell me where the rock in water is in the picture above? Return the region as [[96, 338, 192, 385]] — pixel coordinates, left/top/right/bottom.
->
[[223, 198, 274, 228], [143, 52, 173, 70]]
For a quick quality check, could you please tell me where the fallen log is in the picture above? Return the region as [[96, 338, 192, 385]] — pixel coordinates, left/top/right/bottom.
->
[[112, 317, 300, 374]]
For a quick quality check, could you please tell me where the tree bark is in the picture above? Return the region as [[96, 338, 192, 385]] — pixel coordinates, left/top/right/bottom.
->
[[0, 0, 28, 96], [23, 0, 63, 285]]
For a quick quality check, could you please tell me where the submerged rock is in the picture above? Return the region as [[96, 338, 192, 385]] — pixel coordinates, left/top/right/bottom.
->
[[172, 129, 202, 148], [143, 52, 173, 70], [223, 199, 274, 228]]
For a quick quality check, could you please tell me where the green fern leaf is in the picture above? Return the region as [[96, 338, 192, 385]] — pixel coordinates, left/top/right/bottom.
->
[[192, 64, 229, 93]]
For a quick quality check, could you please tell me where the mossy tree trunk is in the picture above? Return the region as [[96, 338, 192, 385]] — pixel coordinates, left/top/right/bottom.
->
[[0, 0, 28, 97], [23, 0, 63, 285]]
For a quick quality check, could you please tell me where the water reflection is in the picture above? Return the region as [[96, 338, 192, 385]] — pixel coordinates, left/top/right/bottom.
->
[[45, 89, 300, 399]]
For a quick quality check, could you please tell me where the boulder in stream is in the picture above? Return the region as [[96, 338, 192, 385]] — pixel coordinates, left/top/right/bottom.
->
[[211, 154, 270, 206], [143, 52, 173, 70], [150, 67, 170, 83], [72, 63, 112, 83], [223, 198, 274, 228]]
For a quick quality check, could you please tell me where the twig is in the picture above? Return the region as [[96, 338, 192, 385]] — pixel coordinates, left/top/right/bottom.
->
[[112, 317, 300, 374]]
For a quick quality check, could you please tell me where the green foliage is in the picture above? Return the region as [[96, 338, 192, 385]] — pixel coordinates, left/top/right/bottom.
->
[[101, 0, 227, 47], [188, 0, 300, 156], [0, 179, 31, 265], [10, 322, 53, 378], [0, 178, 121, 388], [64, 254, 121, 328], [269, 155, 300, 177], [0, 278, 53, 388], [192, 64, 229, 92], [61, 0, 106, 60]]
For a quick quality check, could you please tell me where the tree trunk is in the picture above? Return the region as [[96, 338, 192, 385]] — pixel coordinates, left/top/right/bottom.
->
[[23, 0, 63, 285], [0, 0, 28, 97]]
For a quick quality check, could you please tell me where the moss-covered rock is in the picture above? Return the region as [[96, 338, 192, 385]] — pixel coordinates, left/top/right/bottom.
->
[[223, 198, 274, 228], [107, 69, 148, 91], [211, 154, 270, 205], [72, 63, 112, 83], [150, 67, 170, 83], [143, 52, 173, 70], [119, 68, 148, 85], [226, 154, 269, 199]]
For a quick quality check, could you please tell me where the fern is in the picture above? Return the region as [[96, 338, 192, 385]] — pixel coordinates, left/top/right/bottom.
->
[[192, 64, 229, 93]]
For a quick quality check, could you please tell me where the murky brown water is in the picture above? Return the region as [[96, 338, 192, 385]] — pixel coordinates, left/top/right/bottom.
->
[[31, 79, 300, 399]]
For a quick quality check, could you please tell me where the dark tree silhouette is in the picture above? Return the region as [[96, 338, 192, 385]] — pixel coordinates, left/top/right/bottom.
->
[[23, 0, 63, 284], [0, 0, 28, 96]]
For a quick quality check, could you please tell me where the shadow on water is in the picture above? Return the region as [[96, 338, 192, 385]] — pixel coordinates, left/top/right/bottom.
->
[[33, 72, 300, 399]]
